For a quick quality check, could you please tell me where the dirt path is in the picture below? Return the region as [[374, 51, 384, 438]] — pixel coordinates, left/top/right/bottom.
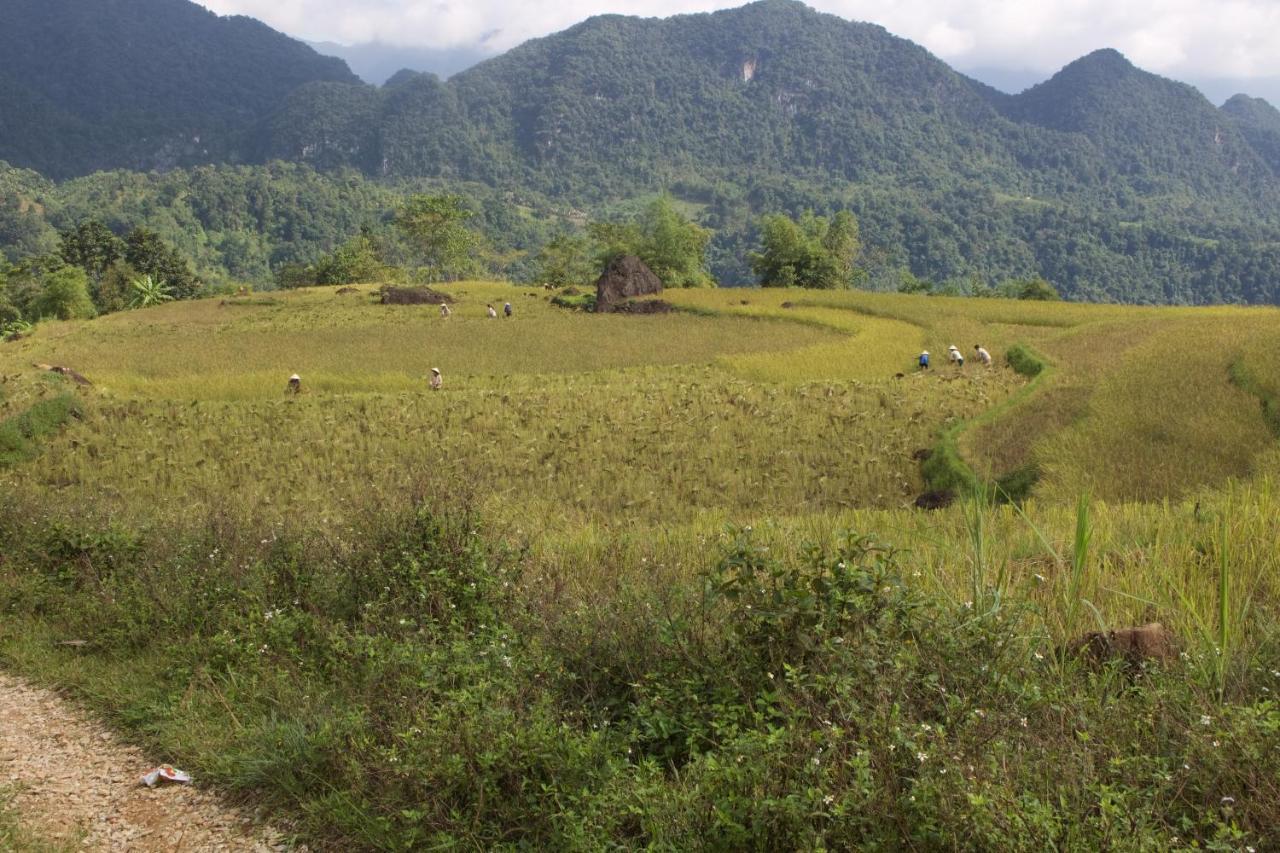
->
[[0, 672, 292, 851]]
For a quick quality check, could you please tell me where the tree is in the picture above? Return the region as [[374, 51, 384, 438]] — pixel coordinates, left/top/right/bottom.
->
[[312, 233, 390, 285], [59, 220, 123, 282], [34, 267, 96, 320], [751, 210, 864, 289], [533, 233, 595, 286], [394, 194, 485, 282], [1016, 277, 1062, 301], [124, 228, 201, 299], [129, 275, 174, 309], [0, 263, 17, 325], [94, 261, 138, 313], [588, 195, 714, 287]]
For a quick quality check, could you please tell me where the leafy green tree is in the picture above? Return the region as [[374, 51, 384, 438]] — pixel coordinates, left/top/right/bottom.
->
[[94, 261, 138, 313], [394, 194, 485, 282], [312, 233, 390, 285], [589, 196, 713, 287], [59, 220, 123, 282], [0, 263, 17, 324], [129, 274, 174, 309], [34, 267, 96, 320], [533, 233, 595, 286], [751, 210, 864, 289], [1015, 277, 1062, 301], [124, 228, 201, 299]]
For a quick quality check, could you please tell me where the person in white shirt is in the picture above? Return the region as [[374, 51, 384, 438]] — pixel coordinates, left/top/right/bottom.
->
[[487, 304, 498, 318], [974, 345, 992, 366], [948, 345, 964, 367], [429, 367, 443, 390], [440, 302, 451, 318]]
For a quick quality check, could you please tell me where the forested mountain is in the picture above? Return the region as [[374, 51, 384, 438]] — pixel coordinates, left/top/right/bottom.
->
[[5, 0, 1280, 302], [0, 0, 358, 178]]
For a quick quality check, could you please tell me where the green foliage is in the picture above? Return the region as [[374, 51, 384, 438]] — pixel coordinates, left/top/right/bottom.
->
[[0, 0, 357, 179], [93, 261, 137, 314], [1005, 343, 1047, 377], [129, 275, 174, 309], [124, 228, 200, 300], [590, 196, 713, 287], [0, 394, 79, 467], [751, 210, 863, 288], [394, 194, 486, 282], [58, 220, 123, 282], [34, 267, 95, 321], [532, 233, 595, 286]]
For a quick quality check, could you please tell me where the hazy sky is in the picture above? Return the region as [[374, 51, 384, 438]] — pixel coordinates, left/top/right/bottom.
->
[[196, 0, 1280, 91]]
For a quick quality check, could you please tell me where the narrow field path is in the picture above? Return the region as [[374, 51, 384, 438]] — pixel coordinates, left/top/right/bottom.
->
[[0, 672, 292, 851]]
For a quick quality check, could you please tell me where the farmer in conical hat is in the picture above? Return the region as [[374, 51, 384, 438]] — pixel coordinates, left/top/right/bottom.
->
[[287, 373, 302, 394], [948, 346, 964, 367], [430, 367, 443, 391], [918, 350, 930, 370], [440, 302, 451, 318]]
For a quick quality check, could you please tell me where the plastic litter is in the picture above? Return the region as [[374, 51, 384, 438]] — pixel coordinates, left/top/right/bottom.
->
[[140, 765, 192, 787]]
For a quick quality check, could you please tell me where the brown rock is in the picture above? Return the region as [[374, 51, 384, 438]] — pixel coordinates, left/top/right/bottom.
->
[[1066, 622, 1178, 666], [595, 255, 662, 313], [379, 286, 453, 305]]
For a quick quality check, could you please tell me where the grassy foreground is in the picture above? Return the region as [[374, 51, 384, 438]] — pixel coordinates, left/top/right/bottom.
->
[[2, 283, 1279, 849]]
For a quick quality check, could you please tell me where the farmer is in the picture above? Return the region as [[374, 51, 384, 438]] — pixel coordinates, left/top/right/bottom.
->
[[430, 367, 443, 391], [440, 302, 451, 318], [974, 344, 992, 366], [918, 350, 930, 370], [504, 301, 513, 318], [487, 304, 498, 318], [287, 373, 301, 394], [948, 345, 965, 367]]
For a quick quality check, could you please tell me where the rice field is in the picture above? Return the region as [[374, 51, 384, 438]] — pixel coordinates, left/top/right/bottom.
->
[[6, 281, 1280, 848]]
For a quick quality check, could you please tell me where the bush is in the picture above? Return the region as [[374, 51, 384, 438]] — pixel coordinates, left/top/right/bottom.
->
[[1006, 343, 1047, 378], [34, 267, 96, 320]]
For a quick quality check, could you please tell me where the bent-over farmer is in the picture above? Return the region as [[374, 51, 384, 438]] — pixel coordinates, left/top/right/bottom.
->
[[287, 373, 302, 394], [918, 350, 930, 370], [974, 345, 992, 366], [430, 367, 443, 390]]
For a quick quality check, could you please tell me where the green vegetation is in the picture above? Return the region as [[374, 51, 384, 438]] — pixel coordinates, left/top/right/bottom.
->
[[3, 285, 1280, 847], [751, 210, 863, 289], [589, 195, 713, 287], [7, 3, 1280, 301]]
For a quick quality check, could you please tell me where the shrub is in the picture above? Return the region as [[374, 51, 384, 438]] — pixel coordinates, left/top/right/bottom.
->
[[1006, 343, 1047, 378]]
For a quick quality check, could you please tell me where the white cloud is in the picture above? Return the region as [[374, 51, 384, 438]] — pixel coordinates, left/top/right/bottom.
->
[[194, 0, 1280, 82]]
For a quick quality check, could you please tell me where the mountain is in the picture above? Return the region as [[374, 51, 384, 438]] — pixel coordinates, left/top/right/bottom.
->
[[7, 0, 1280, 303], [0, 0, 358, 179], [256, 2, 1279, 217], [307, 40, 489, 85], [1222, 94, 1280, 175]]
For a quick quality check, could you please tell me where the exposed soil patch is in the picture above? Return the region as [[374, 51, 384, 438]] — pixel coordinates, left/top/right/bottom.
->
[[379, 286, 453, 305], [610, 299, 675, 315], [1065, 623, 1178, 667], [33, 364, 91, 386], [0, 672, 291, 851], [914, 490, 954, 510]]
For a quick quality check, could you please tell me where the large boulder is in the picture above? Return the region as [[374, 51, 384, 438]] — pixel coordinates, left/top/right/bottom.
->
[[595, 255, 662, 312]]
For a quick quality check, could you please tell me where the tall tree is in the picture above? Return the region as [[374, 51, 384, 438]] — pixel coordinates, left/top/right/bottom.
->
[[589, 196, 714, 287], [124, 228, 201, 299], [394, 194, 485, 282], [751, 210, 864, 289], [59, 220, 123, 282]]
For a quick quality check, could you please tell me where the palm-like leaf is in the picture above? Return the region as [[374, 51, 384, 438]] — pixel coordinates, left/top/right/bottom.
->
[[130, 275, 174, 308]]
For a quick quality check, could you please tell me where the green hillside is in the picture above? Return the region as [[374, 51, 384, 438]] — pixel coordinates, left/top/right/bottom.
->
[[0, 0, 358, 178], [6, 1, 1280, 301]]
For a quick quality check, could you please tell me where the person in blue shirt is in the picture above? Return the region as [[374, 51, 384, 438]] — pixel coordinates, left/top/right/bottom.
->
[[918, 350, 930, 370]]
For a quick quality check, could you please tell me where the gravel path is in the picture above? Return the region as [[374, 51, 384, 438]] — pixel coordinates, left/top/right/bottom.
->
[[0, 672, 292, 851]]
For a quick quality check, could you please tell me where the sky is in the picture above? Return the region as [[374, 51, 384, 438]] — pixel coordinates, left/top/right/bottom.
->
[[195, 0, 1280, 101]]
